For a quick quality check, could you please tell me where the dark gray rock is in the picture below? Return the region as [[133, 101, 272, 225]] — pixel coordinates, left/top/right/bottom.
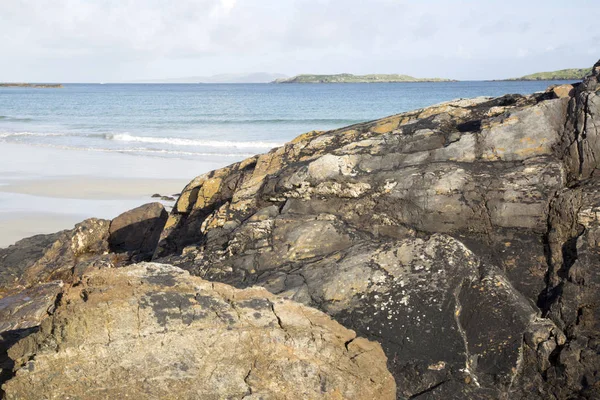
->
[[108, 202, 168, 260], [0, 218, 111, 297]]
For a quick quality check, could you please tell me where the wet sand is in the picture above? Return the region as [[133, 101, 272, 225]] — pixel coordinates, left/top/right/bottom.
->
[[0, 143, 235, 248]]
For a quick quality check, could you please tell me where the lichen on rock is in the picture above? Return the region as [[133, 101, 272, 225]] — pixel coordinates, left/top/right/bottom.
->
[[2, 263, 395, 400]]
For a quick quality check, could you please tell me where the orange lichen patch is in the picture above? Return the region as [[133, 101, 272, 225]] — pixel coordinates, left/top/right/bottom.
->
[[480, 152, 502, 161], [162, 214, 180, 230], [515, 145, 550, 157], [553, 84, 574, 98], [418, 105, 453, 119], [418, 104, 471, 119], [520, 137, 539, 145], [483, 115, 520, 129], [193, 176, 223, 209], [290, 130, 326, 144], [370, 117, 401, 134], [231, 147, 288, 211], [238, 155, 259, 170], [176, 176, 208, 212], [338, 128, 360, 140]]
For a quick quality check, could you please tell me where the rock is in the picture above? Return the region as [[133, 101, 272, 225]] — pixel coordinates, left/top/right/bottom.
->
[[552, 84, 574, 98], [0, 219, 113, 393], [0, 281, 63, 334], [151, 193, 161, 198], [535, 180, 600, 399], [108, 202, 168, 260], [2, 263, 395, 400], [160, 195, 176, 201], [0, 281, 63, 394], [150, 61, 600, 398], [0, 218, 111, 297]]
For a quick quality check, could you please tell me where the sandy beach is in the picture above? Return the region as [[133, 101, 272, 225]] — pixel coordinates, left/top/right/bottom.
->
[[0, 143, 237, 247]]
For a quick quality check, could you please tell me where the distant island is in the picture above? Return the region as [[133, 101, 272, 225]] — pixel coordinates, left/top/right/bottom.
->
[[273, 73, 454, 83], [0, 83, 63, 88], [508, 68, 592, 81]]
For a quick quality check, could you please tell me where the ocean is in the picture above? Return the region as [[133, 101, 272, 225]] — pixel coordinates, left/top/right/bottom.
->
[[0, 80, 576, 162]]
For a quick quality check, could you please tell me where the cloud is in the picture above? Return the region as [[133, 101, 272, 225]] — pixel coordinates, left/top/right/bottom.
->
[[0, 0, 598, 81], [220, 0, 237, 14]]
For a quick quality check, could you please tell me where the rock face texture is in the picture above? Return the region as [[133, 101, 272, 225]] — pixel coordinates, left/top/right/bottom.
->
[[108, 202, 168, 260], [2, 61, 600, 399], [2, 263, 395, 400], [146, 63, 600, 398], [0, 204, 169, 395]]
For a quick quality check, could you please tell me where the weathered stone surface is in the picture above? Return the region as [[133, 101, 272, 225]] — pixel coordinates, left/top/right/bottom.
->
[[2, 263, 395, 400], [0, 281, 63, 334], [109, 202, 168, 260], [148, 61, 600, 398], [0, 282, 63, 395], [530, 179, 600, 399], [560, 60, 600, 181], [0, 218, 111, 297]]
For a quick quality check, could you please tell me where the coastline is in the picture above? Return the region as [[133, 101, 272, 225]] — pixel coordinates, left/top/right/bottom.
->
[[0, 142, 236, 247]]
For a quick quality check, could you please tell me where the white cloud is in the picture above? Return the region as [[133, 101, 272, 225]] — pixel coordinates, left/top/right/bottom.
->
[[0, 0, 598, 81], [220, 0, 237, 13]]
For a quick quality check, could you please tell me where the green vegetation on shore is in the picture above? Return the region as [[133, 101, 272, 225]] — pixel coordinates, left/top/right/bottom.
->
[[0, 83, 63, 88], [509, 68, 592, 81], [273, 73, 453, 83]]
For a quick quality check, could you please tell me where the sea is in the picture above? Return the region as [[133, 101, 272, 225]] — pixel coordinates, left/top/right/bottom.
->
[[0, 80, 577, 162]]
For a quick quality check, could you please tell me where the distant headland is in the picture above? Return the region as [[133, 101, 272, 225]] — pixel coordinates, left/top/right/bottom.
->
[[272, 73, 454, 83], [507, 68, 592, 81], [0, 83, 63, 88]]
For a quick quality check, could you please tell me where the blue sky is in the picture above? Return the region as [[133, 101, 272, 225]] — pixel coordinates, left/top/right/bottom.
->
[[1, 0, 598, 82]]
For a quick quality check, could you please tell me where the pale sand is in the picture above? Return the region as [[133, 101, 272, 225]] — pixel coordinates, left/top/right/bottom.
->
[[0, 177, 190, 247], [0, 213, 86, 248], [0, 142, 239, 248], [0, 177, 189, 200]]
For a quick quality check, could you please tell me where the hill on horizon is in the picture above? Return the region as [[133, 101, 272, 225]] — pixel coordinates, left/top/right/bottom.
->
[[508, 67, 592, 81]]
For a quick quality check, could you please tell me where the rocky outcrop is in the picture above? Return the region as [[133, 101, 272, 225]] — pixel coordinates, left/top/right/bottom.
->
[[147, 63, 600, 398], [0, 218, 111, 298], [2, 263, 395, 400]]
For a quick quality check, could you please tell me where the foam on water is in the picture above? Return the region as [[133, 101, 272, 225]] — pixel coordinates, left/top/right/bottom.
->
[[105, 133, 283, 149]]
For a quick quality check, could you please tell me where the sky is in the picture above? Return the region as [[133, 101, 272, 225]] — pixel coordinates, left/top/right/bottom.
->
[[0, 0, 598, 82]]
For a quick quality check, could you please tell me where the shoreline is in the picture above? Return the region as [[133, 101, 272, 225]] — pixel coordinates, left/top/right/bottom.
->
[[0, 177, 187, 200], [0, 142, 234, 248]]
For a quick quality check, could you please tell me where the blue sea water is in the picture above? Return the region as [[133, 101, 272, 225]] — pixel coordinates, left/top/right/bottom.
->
[[0, 81, 576, 160]]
